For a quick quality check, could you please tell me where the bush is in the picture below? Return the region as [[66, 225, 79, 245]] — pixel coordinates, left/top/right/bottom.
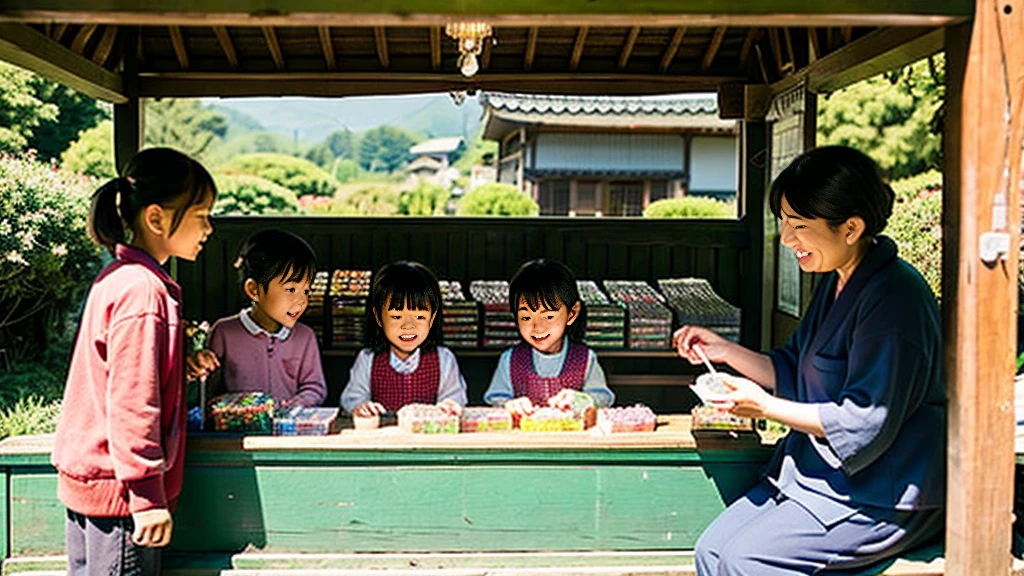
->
[[0, 396, 61, 440], [456, 183, 539, 216], [213, 173, 301, 216], [222, 153, 338, 197], [398, 183, 450, 216], [61, 119, 115, 179], [0, 154, 102, 349], [886, 169, 942, 298], [644, 196, 735, 218], [333, 158, 361, 183], [303, 182, 401, 216]]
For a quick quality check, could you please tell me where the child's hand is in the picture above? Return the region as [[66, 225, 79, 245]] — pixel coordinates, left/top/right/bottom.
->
[[504, 396, 535, 417], [131, 508, 173, 547], [353, 401, 386, 417], [547, 389, 579, 411], [186, 349, 219, 381], [436, 399, 463, 416]]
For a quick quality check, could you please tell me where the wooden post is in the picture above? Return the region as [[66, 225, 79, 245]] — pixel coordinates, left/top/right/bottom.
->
[[739, 118, 766, 351], [942, 0, 1024, 571], [113, 27, 141, 174]]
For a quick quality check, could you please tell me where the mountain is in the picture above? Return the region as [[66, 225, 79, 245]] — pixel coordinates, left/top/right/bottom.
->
[[203, 93, 484, 145]]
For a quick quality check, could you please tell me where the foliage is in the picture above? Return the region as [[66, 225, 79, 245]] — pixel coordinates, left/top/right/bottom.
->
[[304, 143, 334, 168], [0, 395, 62, 440], [0, 154, 102, 348], [338, 183, 401, 215], [324, 129, 356, 159], [144, 98, 229, 159], [223, 153, 338, 197], [0, 62, 59, 154], [456, 183, 539, 216], [213, 174, 301, 215], [358, 125, 419, 173], [333, 158, 361, 183], [61, 120, 116, 179], [644, 196, 735, 219], [28, 77, 108, 162], [818, 56, 944, 180], [398, 182, 450, 215], [885, 169, 942, 298]]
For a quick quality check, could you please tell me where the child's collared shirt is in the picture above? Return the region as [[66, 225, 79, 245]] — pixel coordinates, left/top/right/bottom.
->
[[484, 343, 614, 407], [208, 308, 327, 407], [341, 346, 467, 413]]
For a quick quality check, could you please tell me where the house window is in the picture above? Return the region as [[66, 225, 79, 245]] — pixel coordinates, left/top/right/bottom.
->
[[576, 181, 598, 216], [649, 180, 670, 203], [608, 182, 644, 217], [538, 180, 570, 215]]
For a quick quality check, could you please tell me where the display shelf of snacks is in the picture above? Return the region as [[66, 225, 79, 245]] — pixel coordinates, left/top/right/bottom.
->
[[470, 280, 519, 349], [329, 269, 371, 349], [577, 280, 627, 349], [301, 270, 329, 341], [439, 279, 480, 348], [658, 278, 741, 344], [603, 280, 674, 349]]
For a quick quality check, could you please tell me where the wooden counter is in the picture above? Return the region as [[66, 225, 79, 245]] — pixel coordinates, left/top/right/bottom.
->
[[0, 416, 774, 560]]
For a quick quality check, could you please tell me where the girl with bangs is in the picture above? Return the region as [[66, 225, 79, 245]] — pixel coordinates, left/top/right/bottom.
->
[[484, 259, 614, 417], [340, 261, 467, 416], [203, 229, 327, 407]]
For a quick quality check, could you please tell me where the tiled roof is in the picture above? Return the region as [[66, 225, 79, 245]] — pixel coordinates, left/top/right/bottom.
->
[[409, 137, 464, 155], [485, 93, 719, 117]]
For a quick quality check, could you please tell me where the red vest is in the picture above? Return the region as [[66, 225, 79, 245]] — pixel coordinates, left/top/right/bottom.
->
[[370, 348, 441, 412], [509, 341, 588, 405]]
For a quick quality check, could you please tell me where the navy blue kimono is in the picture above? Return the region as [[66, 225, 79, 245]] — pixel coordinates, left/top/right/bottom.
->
[[696, 236, 945, 575]]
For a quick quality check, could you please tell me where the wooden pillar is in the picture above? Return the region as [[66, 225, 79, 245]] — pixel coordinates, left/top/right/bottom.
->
[[942, 0, 1024, 571], [739, 118, 767, 351], [114, 27, 141, 174]]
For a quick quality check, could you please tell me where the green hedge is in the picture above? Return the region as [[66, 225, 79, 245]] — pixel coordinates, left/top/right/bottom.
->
[[644, 197, 734, 219], [886, 169, 942, 298], [222, 153, 338, 198], [456, 183, 539, 216], [398, 183, 450, 216], [213, 173, 301, 216]]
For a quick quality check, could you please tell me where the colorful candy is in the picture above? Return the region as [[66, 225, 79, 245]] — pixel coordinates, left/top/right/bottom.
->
[[597, 404, 657, 433], [691, 405, 755, 432], [658, 278, 741, 343], [602, 280, 673, 349], [208, 392, 275, 433], [273, 405, 339, 436], [577, 280, 626, 349], [397, 403, 460, 434], [520, 408, 584, 432], [459, 407, 513, 433]]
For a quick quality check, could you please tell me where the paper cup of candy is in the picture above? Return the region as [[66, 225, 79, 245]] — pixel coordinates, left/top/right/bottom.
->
[[353, 413, 380, 430], [692, 373, 738, 405]]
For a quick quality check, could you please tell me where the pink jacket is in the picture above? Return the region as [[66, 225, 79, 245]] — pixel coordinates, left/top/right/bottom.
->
[[52, 244, 187, 517]]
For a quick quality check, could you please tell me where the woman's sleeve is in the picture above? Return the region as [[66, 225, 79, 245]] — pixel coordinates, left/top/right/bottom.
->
[[483, 348, 515, 406], [340, 349, 373, 413]]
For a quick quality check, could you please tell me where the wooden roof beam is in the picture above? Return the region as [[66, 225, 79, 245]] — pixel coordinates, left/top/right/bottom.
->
[[659, 27, 686, 72], [570, 26, 588, 71], [0, 23, 124, 103], [808, 27, 822, 61], [702, 26, 727, 70], [168, 25, 188, 70], [374, 26, 389, 68], [69, 23, 97, 54], [429, 25, 440, 70], [738, 27, 760, 69], [91, 25, 117, 66], [618, 26, 640, 69], [315, 26, 334, 70], [481, 36, 492, 70], [262, 26, 284, 70], [524, 26, 538, 71], [51, 23, 68, 44], [213, 26, 238, 68]]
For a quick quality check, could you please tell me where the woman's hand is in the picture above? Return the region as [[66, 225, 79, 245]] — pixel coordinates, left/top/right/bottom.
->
[[131, 508, 173, 547], [186, 349, 219, 381], [436, 399, 463, 416], [716, 375, 774, 419], [353, 401, 386, 417], [673, 325, 732, 365], [503, 396, 535, 417]]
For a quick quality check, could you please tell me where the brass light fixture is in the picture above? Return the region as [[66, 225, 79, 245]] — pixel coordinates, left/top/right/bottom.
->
[[445, 21, 493, 77]]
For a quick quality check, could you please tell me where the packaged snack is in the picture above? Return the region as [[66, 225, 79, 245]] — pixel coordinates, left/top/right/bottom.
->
[[273, 405, 339, 436], [208, 392, 275, 433], [459, 407, 513, 433], [397, 403, 460, 434], [691, 405, 755, 432], [597, 404, 657, 433], [602, 280, 673, 349], [520, 407, 583, 432]]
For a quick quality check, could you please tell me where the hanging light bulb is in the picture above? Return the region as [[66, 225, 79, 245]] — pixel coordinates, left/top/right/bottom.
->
[[459, 53, 479, 77]]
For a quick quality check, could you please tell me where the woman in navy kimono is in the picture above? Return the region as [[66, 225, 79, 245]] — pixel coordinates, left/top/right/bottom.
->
[[675, 146, 944, 575]]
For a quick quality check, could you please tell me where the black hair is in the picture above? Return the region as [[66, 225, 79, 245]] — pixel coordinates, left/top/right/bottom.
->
[[88, 147, 217, 256], [236, 229, 317, 293], [366, 261, 444, 353], [509, 259, 586, 344], [768, 145, 895, 237]]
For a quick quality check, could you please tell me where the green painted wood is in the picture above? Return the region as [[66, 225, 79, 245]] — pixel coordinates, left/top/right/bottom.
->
[[9, 472, 60, 558], [1, 467, 8, 559]]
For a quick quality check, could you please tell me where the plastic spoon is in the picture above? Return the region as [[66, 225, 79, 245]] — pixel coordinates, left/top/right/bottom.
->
[[693, 343, 717, 375]]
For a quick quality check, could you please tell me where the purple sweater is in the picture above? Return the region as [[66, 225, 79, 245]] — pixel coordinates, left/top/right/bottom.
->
[[208, 312, 326, 407]]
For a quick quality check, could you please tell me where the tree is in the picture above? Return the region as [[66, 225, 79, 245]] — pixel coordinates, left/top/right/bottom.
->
[[304, 143, 334, 168], [456, 183, 539, 216], [223, 153, 338, 197], [398, 183, 450, 215], [28, 78, 107, 161], [213, 174, 301, 215], [817, 56, 944, 180], [644, 197, 734, 219], [61, 120, 116, 179], [325, 129, 355, 159], [0, 62, 58, 154], [144, 98, 228, 159], [358, 126, 418, 173]]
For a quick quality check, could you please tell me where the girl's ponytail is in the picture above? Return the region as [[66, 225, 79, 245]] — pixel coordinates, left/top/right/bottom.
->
[[87, 177, 133, 255]]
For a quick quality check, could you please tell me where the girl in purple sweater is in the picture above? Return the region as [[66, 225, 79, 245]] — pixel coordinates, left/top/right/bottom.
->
[[202, 229, 327, 407]]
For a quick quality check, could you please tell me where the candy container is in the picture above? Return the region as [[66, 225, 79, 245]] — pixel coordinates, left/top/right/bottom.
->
[[597, 404, 657, 433], [208, 392, 275, 434], [273, 405, 339, 436], [520, 407, 584, 432], [459, 407, 513, 432], [397, 403, 460, 434]]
